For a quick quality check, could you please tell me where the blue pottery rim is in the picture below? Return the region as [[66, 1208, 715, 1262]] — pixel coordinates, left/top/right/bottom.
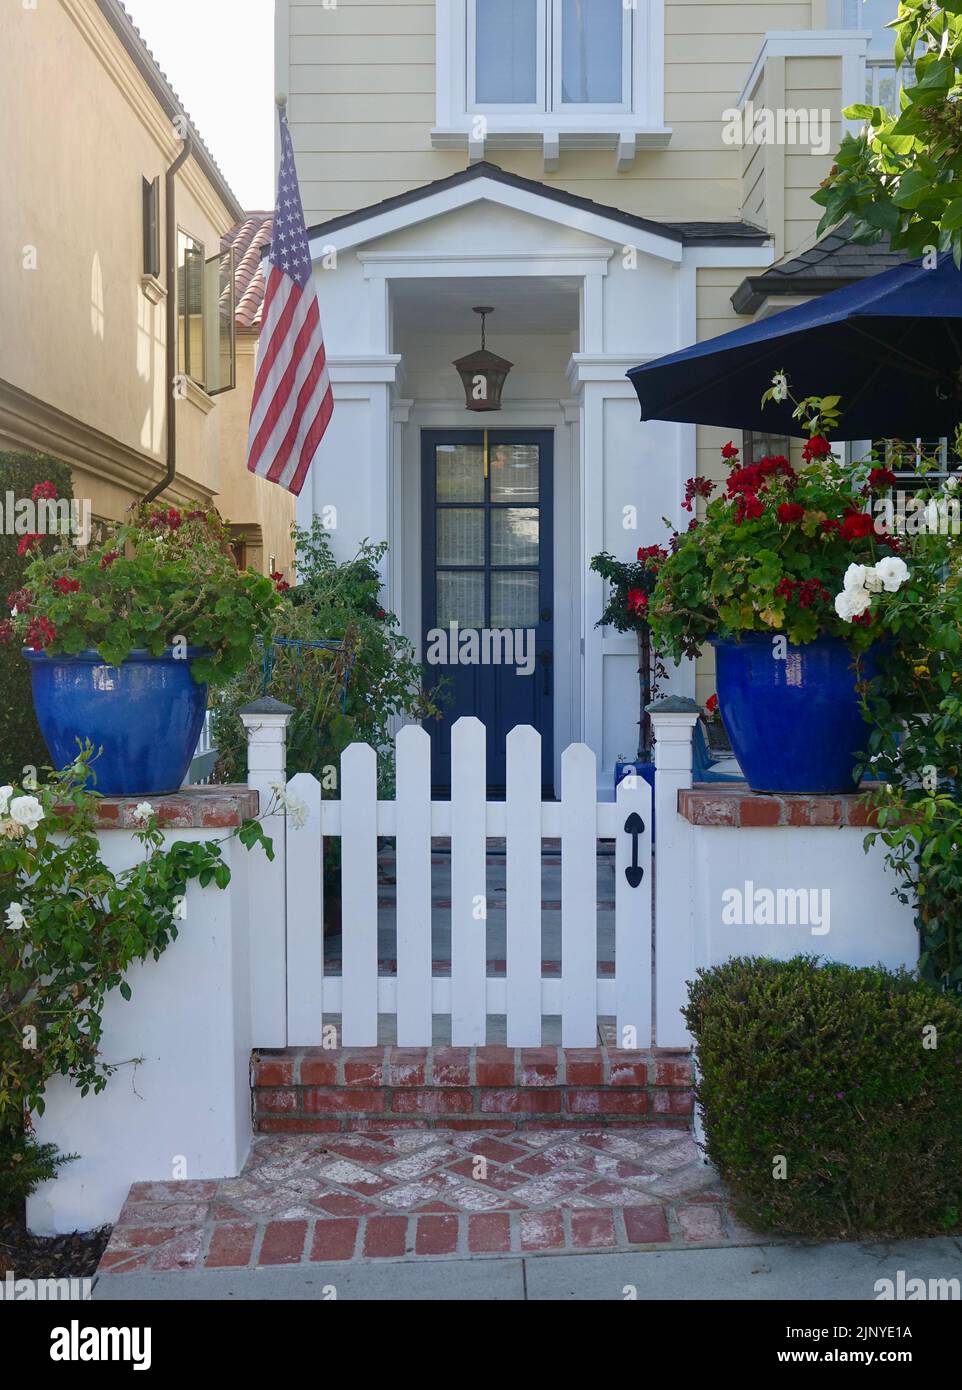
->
[[707, 632, 869, 650], [22, 646, 210, 665]]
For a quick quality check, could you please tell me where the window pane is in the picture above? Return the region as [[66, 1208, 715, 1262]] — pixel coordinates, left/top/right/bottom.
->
[[204, 248, 236, 396], [437, 444, 485, 502], [843, 0, 898, 53], [437, 572, 485, 628], [177, 231, 205, 384], [476, 0, 538, 104], [437, 509, 484, 565], [491, 508, 539, 565], [561, 0, 623, 104], [490, 444, 539, 502], [491, 572, 539, 627]]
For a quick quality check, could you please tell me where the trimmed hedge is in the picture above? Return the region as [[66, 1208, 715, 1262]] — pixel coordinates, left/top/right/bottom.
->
[[0, 452, 74, 781], [685, 955, 962, 1239]]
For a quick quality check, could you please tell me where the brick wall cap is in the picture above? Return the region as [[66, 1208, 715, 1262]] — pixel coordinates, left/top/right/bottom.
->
[[678, 784, 893, 828], [54, 784, 259, 829]]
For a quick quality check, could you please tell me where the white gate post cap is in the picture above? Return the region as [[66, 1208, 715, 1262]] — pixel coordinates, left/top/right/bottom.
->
[[238, 696, 295, 731]]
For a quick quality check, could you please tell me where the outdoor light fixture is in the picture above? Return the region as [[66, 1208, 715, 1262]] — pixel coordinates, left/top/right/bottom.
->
[[453, 306, 513, 412]]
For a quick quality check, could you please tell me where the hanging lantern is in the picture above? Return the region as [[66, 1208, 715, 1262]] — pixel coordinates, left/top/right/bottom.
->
[[453, 306, 513, 412]]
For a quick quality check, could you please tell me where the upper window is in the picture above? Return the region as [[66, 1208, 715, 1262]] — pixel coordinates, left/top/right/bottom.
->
[[470, 0, 630, 112], [434, 0, 667, 159], [841, 0, 899, 56], [176, 230, 236, 397]]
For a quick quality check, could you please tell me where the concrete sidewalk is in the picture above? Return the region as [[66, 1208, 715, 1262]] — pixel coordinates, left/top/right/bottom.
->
[[93, 1235, 962, 1301]]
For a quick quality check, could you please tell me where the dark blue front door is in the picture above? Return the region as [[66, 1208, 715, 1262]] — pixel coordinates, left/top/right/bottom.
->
[[422, 429, 554, 796]]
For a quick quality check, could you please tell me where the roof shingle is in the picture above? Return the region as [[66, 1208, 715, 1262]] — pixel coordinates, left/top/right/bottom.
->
[[223, 213, 273, 332]]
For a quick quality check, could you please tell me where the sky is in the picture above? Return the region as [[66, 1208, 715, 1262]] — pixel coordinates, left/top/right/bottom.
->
[[122, 0, 276, 211]]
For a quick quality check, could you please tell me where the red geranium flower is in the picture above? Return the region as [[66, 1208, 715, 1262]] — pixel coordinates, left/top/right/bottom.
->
[[31, 480, 58, 502], [820, 518, 841, 534], [52, 577, 81, 594], [637, 544, 668, 564], [775, 578, 796, 601], [627, 588, 648, 613], [734, 493, 764, 524], [802, 434, 832, 461], [17, 533, 43, 557], [100, 549, 119, 569], [839, 511, 875, 541], [0, 621, 13, 645], [777, 502, 805, 524], [681, 476, 715, 512], [25, 615, 56, 650], [705, 694, 718, 714], [7, 588, 32, 612], [721, 441, 739, 459], [868, 467, 897, 489]]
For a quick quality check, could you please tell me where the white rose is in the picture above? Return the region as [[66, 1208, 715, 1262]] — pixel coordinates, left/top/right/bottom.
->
[[875, 556, 910, 593], [843, 563, 869, 593], [5, 901, 27, 931], [863, 567, 884, 593], [771, 372, 789, 403], [9, 795, 44, 831], [835, 588, 872, 622], [133, 801, 155, 824], [944, 474, 959, 494], [0, 786, 12, 816]]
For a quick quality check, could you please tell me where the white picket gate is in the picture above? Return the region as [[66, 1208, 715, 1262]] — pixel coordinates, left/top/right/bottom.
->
[[284, 717, 652, 1049]]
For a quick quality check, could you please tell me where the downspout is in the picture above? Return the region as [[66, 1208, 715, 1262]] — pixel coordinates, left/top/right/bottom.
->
[[142, 136, 192, 505]]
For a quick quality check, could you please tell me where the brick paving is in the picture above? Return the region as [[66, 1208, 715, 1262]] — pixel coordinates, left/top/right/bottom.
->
[[97, 1126, 766, 1275]]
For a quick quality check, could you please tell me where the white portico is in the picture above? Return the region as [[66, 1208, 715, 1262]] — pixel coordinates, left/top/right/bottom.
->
[[297, 163, 772, 794]]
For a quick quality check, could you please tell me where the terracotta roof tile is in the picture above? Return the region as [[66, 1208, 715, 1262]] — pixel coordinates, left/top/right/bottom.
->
[[222, 213, 273, 332]]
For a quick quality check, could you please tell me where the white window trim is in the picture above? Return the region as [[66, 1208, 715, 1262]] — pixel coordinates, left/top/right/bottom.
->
[[433, 0, 669, 168], [467, 0, 547, 113]]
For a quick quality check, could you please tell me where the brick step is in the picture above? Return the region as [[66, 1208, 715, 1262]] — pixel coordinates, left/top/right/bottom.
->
[[252, 1047, 693, 1133]]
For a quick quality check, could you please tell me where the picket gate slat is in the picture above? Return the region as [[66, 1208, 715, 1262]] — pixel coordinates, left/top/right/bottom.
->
[[286, 772, 324, 1044], [560, 742, 598, 1046], [506, 725, 543, 1045], [395, 725, 433, 1045], [339, 742, 379, 1045], [450, 717, 487, 1045], [615, 773, 653, 1051]]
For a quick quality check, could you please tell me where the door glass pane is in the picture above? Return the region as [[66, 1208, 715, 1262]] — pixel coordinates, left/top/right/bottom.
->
[[437, 444, 484, 502], [561, 0, 623, 104], [476, 0, 538, 104], [437, 572, 485, 628], [492, 508, 539, 565], [490, 444, 539, 502], [437, 509, 484, 565], [491, 571, 539, 628]]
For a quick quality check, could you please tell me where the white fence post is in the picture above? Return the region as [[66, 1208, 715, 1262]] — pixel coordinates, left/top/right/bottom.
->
[[649, 697, 700, 1049], [240, 696, 294, 1047]]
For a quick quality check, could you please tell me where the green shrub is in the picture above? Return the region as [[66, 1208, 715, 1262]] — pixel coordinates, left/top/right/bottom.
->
[[0, 452, 73, 781], [0, 1123, 75, 1214], [685, 955, 962, 1239]]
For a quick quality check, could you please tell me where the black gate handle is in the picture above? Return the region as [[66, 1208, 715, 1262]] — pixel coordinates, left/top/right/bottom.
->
[[624, 811, 646, 888]]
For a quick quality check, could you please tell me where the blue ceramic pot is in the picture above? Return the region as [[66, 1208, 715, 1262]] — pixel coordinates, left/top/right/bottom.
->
[[23, 647, 208, 796], [710, 634, 877, 795]]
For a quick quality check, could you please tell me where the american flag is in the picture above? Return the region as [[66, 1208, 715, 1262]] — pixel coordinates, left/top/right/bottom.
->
[[247, 104, 333, 496]]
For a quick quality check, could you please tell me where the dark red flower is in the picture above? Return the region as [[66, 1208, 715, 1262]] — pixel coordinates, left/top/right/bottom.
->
[[376, 607, 386, 619], [100, 549, 119, 569], [798, 578, 830, 609], [820, 518, 841, 534], [31, 480, 58, 502], [627, 588, 648, 613], [721, 441, 739, 459], [775, 578, 796, 601], [0, 620, 12, 645], [681, 476, 715, 512], [734, 493, 764, 524], [852, 611, 873, 627], [637, 544, 669, 564], [868, 467, 897, 489], [687, 517, 699, 531], [839, 511, 874, 541], [25, 615, 56, 650], [705, 694, 718, 714], [186, 509, 208, 522], [777, 502, 805, 524], [7, 588, 32, 613], [878, 532, 902, 551], [17, 533, 43, 557], [52, 577, 81, 594], [802, 434, 832, 461]]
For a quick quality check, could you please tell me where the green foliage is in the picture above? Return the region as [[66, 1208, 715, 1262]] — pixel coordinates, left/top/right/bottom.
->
[[0, 747, 273, 1179], [213, 519, 438, 793], [686, 956, 962, 1239], [813, 2, 962, 262], [647, 381, 914, 662], [0, 453, 74, 781], [854, 473, 962, 987], [3, 502, 278, 687], [0, 1126, 75, 1210], [589, 547, 668, 759]]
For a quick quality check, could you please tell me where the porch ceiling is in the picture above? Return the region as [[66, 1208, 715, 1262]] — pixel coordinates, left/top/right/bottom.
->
[[391, 275, 580, 336]]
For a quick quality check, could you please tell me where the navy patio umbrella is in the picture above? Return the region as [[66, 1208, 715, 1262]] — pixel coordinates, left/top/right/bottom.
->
[[628, 252, 962, 440]]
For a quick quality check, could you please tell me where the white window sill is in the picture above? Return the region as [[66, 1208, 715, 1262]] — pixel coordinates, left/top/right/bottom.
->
[[431, 124, 672, 171], [140, 274, 166, 305], [178, 376, 216, 415]]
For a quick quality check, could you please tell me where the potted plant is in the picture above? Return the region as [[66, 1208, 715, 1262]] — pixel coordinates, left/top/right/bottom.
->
[[2, 501, 278, 796], [589, 544, 668, 798], [646, 378, 913, 795]]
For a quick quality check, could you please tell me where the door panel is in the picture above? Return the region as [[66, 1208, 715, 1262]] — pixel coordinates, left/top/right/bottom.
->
[[422, 429, 554, 795]]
